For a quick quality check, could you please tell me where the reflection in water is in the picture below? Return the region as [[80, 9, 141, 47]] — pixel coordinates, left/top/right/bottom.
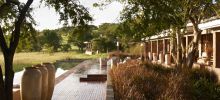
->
[[55, 68, 67, 77]]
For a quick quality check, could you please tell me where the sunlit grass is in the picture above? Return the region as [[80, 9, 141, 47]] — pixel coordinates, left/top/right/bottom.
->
[[0, 51, 107, 73]]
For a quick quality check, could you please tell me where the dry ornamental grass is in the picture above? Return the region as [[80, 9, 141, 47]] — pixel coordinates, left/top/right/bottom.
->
[[110, 60, 220, 100]]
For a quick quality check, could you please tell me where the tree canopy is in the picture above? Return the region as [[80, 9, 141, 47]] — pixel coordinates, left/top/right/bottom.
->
[[0, 0, 92, 99], [102, 0, 220, 67]]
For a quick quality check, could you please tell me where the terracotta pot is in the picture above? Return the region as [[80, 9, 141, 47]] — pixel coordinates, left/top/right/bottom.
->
[[21, 67, 42, 100], [33, 64, 48, 100], [42, 63, 55, 100]]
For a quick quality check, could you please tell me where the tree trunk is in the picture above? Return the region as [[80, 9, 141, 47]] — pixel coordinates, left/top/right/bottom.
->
[[0, 0, 33, 100], [186, 23, 202, 68], [4, 53, 14, 100], [0, 65, 5, 100], [181, 38, 187, 68], [176, 28, 183, 67], [170, 28, 178, 66]]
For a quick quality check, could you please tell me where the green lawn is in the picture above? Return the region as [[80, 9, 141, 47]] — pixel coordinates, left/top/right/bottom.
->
[[0, 52, 107, 73]]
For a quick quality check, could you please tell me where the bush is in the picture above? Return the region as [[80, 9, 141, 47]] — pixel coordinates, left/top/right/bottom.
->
[[61, 44, 71, 52], [108, 51, 139, 59], [92, 37, 116, 53], [110, 60, 220, 100], [191, 78, 220, 99], [40, 30, 61, 52], [125, 43, 144, 56], [190, 68, 218, 83], [110, 60, 167, 99]]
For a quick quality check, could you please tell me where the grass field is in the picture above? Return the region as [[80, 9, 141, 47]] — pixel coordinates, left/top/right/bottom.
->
[[0, 52, 107, 73]]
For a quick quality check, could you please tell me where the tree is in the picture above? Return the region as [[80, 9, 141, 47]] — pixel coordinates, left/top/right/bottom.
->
[[0, 0, 92, 99], [41, 30, 61, 52], [105, 0, 219, 68], [96, 23, 118, 38], [92, 23, 119, 51], [183, 0, 217, 68], [68, 25, 94, 52], [91, 37, 117, 52], [16, 23, 39, 52]]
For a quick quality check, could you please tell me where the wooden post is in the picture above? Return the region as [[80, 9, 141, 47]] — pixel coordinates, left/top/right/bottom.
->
[[163, 39, 166, 54], [199, 38, 202, 58], [150, 41, 153, 53], [157, 40, 159, 57], [149, 41, 153, 61], [144, 42, 147, 61], [186, 36, 188, 56], [213, 32, 220, 68]]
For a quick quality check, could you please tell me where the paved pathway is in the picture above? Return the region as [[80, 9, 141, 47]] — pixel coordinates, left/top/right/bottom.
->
[[52, 60, 107, 100]]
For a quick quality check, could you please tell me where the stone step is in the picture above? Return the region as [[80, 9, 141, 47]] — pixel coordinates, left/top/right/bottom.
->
[[87, 74, 107, 78], [79, 74, 107, 82]]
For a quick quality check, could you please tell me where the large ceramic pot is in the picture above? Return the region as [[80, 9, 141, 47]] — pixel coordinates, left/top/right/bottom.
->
[[21, 67, 42, 100], [42, 63, 55, 100], [33, 64, 48, 100]]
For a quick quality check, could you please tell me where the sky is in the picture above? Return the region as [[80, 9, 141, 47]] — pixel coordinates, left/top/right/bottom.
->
[[21, 0, 123, 30]]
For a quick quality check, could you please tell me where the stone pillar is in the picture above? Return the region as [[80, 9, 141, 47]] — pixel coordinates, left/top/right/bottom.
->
[[153, 53, 157, 62], [165, 54, 171, 65], [213, 32, 220, 68], [100, 58, 102, 70], [159, 53, 164, 63]]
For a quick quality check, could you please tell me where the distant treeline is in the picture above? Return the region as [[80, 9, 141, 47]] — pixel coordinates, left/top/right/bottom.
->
[[15, 23, 123, 53]]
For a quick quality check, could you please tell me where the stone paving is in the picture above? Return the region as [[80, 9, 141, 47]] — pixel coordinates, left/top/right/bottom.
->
[[52, 60, 107, 100]]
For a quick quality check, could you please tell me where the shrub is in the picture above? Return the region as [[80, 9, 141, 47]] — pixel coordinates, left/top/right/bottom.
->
[[142, 62, 174, 75], [125, 43, 143, 56], [92, 37, 116, 53], [61, 44, 71, 52], [191, 78, 220, 99], [108, 51, 139, 59], [190, 68, 218, 83], [110, 60, 167, 99], [110, 60, 220, 100]]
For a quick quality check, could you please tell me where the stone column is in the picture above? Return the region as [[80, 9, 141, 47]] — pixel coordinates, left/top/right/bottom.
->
[[165, 54, 171, 65], [213, 32, 220, 68]]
